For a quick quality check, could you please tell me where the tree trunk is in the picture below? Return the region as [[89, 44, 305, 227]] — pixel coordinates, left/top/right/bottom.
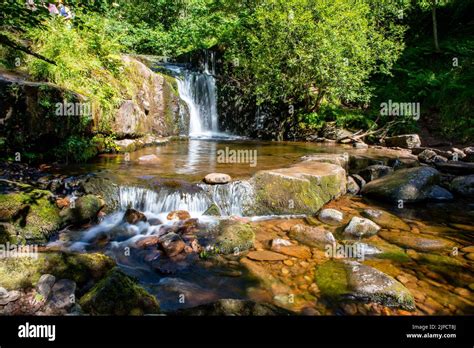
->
[[431, 0, 441, 52]]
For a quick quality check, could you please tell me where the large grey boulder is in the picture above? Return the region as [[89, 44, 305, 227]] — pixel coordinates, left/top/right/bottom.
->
[[450, 175, 474, 198]]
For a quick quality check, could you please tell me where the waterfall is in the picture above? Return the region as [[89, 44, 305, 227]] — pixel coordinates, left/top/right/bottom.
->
[[118, 181, 254, 217], [175, 51, 219, 137]]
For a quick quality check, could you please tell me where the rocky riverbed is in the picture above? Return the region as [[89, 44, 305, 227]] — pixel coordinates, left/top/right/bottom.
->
[[0, 139, 473, 316]]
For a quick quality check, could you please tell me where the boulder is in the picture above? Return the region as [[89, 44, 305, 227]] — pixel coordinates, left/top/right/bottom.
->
[[378, 231, 456, 252], [361, 166, 444, 203], [361, 209, 410, 231], [36, 274, 56, 299], [419, 185, 453, 201], [315, 260, 414, 310], [60, 195, 105, 225], [167, 210, 191, 221], [358, 165, 393, 183], [204, 173, 232, 185], [123, 208, 147, 224], [80, 176, 119, 213], [79, 268, 160, 315], [418, 149, 448, 164], [318, 208, 344, 225], [0, 187, 62, 243], [0, 287, 20, 305], [171, 299, 292, 316], [300, 153, 349, 171], [463, 147, 474, 162], [351, 174, 366, 189], [289, 224, 335, 248], [49, 279, 76, 310], [343, 217, 380, 238], [434, 161, 474, 175], [252, 161, 346, 215], [346, 176, 360, 195], [384, 134, 421, 149], [451, 175, 474, 198], [159, 233, 186, 257], [216, 221, 255, 254]]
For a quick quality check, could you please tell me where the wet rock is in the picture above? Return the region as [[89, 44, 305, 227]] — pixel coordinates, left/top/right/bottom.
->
[[315, 260, 415, 310], [451, 175, 474, 198], [343, 217, 380, 238], [247, 250, 288, 261], [419, 185, 453, 201], [167, 210, 191, 221], [204, 173, 232, 185], [346, 176, 360, 195], [159, 233, 186, 257], [60, 195, 105, 225], [289, 224, 335, 248], [384, 134, 421, 149], [56, 197, 70, 209], [318, 208, 344, 225], [203, 203, 222, 216], [171, 299, 292, 316], [49, 279, 76, 310], [37, 274, 56, 299], [358, 165, 393, 183], [434, 161, 474, 175], [135, 236, 160, 249], [361, 166, 444, 203], [378, 231, 456, 252], [80, 176, 119, 213], [79, 268, 160, 315], [463, 147, 474, 162], [216, 221, 255, 254], [361, 209, 411, 231], [123, 208, 147, 224], [0, 287, 20, 305], [252, 161, 346, 215], [138, 154, 160, 163], [148, 217, 163, 226], [271, 245, 312, 259]]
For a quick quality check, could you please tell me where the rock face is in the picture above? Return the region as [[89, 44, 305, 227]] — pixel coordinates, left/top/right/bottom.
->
[[0, 186, 62, 243], [111, 56, 182, 138], [252, 160, 346, 215], [343, 217, 380, 238], [172, 299, 292, 316], [378, 231, 456, 252], [79, 268, 160, 315], [451, 175, 474, 198], [216, 221, 255, 254], [204, 173, 232, 185], [315, 260, 415, 310], [289, 224, 335, 248], [361, 209, 411, 231], [384, 134, 421, 149], [361, 166, 449, 203]]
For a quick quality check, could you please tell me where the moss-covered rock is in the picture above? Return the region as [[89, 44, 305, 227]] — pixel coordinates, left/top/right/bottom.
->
[[0, 187, 62, 243], [203, 203, 222, 216], [252, 161, 346, 215], [0, 252, 115, 291], [216, 220, 255, 254], [80, 176, 119, 213], [79, 268, 160, 315], [60, 195, 105, 225], [315, 260, 415, 310]]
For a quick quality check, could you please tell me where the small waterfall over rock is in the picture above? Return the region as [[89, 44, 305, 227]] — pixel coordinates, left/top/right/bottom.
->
[[118, 181, 254, 217]]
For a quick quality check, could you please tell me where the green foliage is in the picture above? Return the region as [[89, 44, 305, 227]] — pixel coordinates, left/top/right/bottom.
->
[[52, 135, 98, 163]]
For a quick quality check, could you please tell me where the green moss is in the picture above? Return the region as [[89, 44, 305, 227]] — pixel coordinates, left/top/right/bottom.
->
[[0, 187, 62, 243], [79, 268, 160, 315], [60, 195, 104, 225], [315, 260, 349, 301]]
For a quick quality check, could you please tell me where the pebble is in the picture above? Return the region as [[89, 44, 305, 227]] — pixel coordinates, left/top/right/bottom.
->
[[281, 267, 290, 275], [283, 260, 294, 267]]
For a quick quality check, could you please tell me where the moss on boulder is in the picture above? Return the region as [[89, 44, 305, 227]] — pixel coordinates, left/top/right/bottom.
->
[[60, 194, 105, 225], [79, 268, 160, 315]]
